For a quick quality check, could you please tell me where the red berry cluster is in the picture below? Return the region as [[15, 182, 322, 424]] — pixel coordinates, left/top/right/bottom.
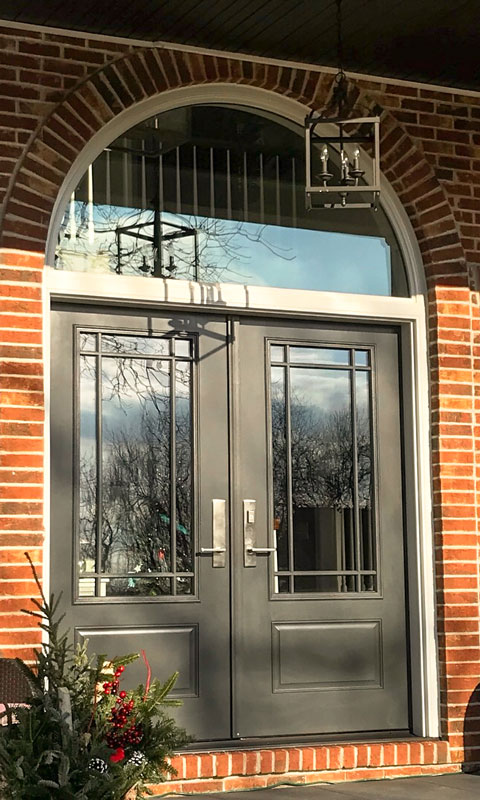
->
[[103, 665, 143, 750], [103, 664, 125, 696]]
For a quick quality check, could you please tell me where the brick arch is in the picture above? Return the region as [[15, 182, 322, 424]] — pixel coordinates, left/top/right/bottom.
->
[[0, 46, 467, 289]]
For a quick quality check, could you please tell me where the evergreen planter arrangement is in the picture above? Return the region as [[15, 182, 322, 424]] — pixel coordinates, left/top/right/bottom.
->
[[0, 556, 190, 799]]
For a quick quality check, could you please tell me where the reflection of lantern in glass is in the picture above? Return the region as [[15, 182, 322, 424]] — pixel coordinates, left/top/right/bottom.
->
[[165, 239, 176, 272]]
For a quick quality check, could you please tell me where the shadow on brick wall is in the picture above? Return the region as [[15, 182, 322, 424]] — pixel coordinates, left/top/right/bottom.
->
[[463, 683, 480, 773]]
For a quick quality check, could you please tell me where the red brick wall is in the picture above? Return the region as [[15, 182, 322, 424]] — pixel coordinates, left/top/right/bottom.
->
[[1, 23, 480, 778], [0, 248, 44, 660]]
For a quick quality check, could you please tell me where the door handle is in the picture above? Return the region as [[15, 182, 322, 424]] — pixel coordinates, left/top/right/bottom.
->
[[244, 499, 275, 566], [199, 499, 226, 567]]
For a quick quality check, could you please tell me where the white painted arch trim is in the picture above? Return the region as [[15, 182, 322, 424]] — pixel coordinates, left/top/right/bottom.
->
[[44, 83, 438, 740]]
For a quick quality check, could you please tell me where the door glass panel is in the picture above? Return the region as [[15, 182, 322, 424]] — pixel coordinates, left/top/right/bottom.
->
[[276, 576, 290, 593], [271, 345, 285, 362], [175, 338, 191, 357], [103, 576, 174, 597], [102, 334, 170, 355], [356, 370, 376, 590], [269, 343, 377, 594], [175, 361, 193, 572], [101, 357, 172, 574], [77, 331, 195, 598], [289, 346, 350, 365], [80, 332, 97, 351], [354, 349, 369, 366], [271, 366, 289, 572], [79, 356, 97, 573]]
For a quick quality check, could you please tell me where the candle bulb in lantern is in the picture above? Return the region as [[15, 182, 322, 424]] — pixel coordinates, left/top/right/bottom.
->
[[341, 149, 349, 180], [353, 147, 360, 171], [320, 144, 329, 173]]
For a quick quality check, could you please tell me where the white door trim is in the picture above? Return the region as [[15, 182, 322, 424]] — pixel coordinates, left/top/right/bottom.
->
[[43, 82, 438, 739]]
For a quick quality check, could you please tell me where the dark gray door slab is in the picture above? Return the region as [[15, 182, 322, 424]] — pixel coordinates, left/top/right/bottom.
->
[[51, 306, 231, 740], [234, 319, 409, 737]]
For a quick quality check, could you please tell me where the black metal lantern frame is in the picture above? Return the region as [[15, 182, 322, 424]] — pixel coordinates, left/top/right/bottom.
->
[[305, 112, 381, 210]]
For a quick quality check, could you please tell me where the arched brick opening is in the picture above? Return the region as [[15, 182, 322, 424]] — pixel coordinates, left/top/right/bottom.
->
[[1, 47, 467, 282], [1, 45, 478, 761]]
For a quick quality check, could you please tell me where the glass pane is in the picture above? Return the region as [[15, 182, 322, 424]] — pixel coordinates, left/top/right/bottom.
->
[[294, 575, 357, 593], [175, 338, 191, 357], [78, 577, 96, 597], [290, 347, 350, 365], [103, 576, 173, 597], [271, 366, 289, 572], [290, 368, 355, 588], [55, 105, 409, 297], [176, 577, 194, 595], [355, 350, 369, 366], [80, 333, 96, 351], [101, 357, 172, 575], [271, 345, 285, 362], [102, 335, 169, 356], [276, 576, 290, 593], [79, 356, 97, 574], [175, 361, 193, 572], [356, 370, 376, 589]]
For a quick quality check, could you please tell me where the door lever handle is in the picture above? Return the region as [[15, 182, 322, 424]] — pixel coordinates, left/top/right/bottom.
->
[[244, 499, 274, 566], [201, 499, 227, 567]]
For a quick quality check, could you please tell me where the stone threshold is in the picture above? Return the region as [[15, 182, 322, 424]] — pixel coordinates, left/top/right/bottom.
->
[[146, 739, 457, 795]]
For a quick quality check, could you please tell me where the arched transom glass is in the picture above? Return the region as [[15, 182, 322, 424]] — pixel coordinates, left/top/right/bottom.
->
[[55, 104, 409, 297]]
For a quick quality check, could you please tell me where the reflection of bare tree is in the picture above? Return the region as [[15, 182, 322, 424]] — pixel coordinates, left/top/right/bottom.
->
[[272, 389, 372, 512], [79, 352, 192, 597], [271, 378, 373, 583], [57, 204, 294, 282]]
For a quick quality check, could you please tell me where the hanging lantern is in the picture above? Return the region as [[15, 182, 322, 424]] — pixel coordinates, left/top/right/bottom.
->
[[305, 111, 380, 210], [304, 0, 381, 211]]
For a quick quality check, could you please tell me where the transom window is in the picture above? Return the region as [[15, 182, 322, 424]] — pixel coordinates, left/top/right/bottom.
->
[[55, 105, 409, 297]]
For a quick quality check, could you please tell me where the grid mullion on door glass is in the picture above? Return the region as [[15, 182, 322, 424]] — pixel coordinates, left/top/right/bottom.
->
[[95, 337, 103, 597], [78, 332, 194, 599], [270, 343, 377, 595], [351, 353, 361, 594], [285, 351, 294, 594], [170, 348, 177, 597]]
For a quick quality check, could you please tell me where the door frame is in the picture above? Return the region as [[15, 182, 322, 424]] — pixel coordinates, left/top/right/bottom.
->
[[43, 83, 437, 740], [44, 269, 437, 739]]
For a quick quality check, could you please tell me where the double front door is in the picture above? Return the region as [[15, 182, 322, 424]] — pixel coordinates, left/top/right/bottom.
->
[[51, 306, 409, 741]]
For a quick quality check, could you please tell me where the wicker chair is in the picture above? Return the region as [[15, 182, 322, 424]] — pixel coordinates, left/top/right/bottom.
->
[[0, 659, 33, 706]]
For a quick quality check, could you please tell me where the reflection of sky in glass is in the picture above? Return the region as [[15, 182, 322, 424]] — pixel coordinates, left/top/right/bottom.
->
[[290, 368, 351, 417], [58, 202, 392, 296]]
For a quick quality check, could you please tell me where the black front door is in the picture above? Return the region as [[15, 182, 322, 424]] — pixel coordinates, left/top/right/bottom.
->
[[51, 306, 409, 741]]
